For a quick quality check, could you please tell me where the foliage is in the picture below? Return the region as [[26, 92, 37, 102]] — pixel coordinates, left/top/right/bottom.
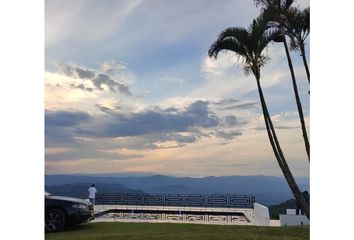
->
[[208, 12, 276, 77], [269, 199, 297, 219]]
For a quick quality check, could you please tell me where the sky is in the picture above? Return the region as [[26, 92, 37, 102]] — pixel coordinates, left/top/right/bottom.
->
[[5, 0, 354, 238], [45, 0, 310, 177]]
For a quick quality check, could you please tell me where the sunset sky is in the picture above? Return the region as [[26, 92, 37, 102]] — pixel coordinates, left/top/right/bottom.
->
[[45, 0, 310, 177]]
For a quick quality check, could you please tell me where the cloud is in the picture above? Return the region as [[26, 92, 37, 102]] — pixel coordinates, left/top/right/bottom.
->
[[92, 74, 125, 94], [213, 98, 241, 106], [45, 0, 142, 47], [45, 126, 76, 147], [251, 111, 308, 132], [56, 63, 132, 96], [76, 100, 219, 138], [45, 0, 310, 177], [45, 99, 252, 153], [45, 110, 93, 148], [45, 110, 91, 127], [70, 83, 94, 92], [212, 98, 258, 111], [100, 60, 128, 75], [95, 103, 116, 114], [254, 126, 299, 131], [214, 130, 242, 140], [219, 102, 258, 110], [46, 149, 142, 161], [141, 132, 198, 149], [75, 67, 95, 79], [222, 115, 238, 127]]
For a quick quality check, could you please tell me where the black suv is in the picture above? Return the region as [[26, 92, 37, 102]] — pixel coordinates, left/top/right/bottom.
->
[[45, 191, 95, 232]]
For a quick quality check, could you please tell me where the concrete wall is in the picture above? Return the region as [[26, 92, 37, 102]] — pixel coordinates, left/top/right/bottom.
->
[[279, 214, 309, 226], [253, 203, 270, 226], [94, 204, 257, 225]]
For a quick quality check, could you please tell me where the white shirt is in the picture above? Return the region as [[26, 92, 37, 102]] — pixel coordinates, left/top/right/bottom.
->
[[88, 187, 97, 198]]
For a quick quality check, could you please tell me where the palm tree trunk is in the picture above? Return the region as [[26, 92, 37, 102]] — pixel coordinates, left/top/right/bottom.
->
[[254, 68, 310, 219], [300, 43, 310, 84], [282, 37, 310, 162]]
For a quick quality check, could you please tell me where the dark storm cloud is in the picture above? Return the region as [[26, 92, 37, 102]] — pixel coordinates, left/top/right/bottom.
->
[[45, 110, 91, 127], [56, 63, 132, 96], [76, 100, 219, 138]]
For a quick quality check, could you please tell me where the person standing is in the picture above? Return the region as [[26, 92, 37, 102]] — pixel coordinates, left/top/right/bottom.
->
[[88, 184, 97, 205]]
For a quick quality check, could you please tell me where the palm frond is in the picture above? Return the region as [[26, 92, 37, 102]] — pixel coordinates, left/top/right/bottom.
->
[[284, 6, 310, 51], [208, 13, 274, 77], [208, 27, 250, 60], [254, 0, 276, 10], [208, 38, 247, 60], [303, 7, 310, 33], [283, 0, 294, 10], [252, 12, 279, 53]]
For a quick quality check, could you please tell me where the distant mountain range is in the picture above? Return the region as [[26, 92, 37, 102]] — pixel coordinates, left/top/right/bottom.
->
[[45, 182, 142, 199], [45, 174, 309, 206]]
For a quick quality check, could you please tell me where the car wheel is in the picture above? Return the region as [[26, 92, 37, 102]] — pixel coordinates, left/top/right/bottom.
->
[[45, 208, 67, 232]]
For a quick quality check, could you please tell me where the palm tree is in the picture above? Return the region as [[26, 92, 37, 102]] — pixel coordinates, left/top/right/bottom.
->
[[208, 13, 310, 218], [286, 7, 310, 83], [255, 0, 310, 162]]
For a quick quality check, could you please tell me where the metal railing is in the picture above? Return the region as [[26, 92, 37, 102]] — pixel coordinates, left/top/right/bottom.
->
[[96, 193, 255, 209]]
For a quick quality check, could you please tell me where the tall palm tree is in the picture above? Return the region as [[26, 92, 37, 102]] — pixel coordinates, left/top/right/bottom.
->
[[255, 0, 310, 162], [286, 7, 310, 83], [208, 13, 310, 218]]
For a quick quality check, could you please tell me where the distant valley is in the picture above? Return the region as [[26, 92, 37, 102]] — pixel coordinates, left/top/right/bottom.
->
[[45, 174, 309, 206]]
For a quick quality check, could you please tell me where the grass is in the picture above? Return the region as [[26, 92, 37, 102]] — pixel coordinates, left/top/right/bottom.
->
[[45, 222, 309, 240]]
